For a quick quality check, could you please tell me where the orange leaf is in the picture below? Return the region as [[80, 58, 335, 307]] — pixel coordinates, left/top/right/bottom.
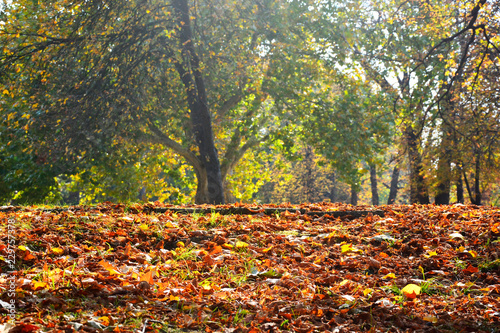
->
[[23, 251, 36, 261], [124, 242, 131, 256], [463, 264, 479, 274], [140, 267, 156, 284], [210, 245, 222, 255], [99, 260, 120, 275]]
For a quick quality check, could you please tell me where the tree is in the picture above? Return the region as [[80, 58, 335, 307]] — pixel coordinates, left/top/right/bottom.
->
[[300, 69, 394, 196], [312, 0, 499, 204], [254, 145, 351, 204], [427, 0, 500, 204], [1, 0, 323, 204]]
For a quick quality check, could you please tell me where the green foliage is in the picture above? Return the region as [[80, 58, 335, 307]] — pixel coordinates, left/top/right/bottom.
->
[[1, 0, 499, 204], [0, 97, 59, 204]]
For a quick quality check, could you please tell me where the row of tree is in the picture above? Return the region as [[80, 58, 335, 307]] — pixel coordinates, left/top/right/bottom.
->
[[1, 0, 499, 206]]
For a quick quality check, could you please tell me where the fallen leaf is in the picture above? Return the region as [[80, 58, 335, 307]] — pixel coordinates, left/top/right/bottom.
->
[[423, 315, 438, 323], [140, 267, 156, 284], [401, 284, 421, 299], [51, 247, 64, 255], [235, 241, 249, 249], [463, 264, 479, 274], [99, 260, 120, 275]]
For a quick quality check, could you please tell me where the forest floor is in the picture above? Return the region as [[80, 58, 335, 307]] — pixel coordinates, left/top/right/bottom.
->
[[0, 202, 499, 332]]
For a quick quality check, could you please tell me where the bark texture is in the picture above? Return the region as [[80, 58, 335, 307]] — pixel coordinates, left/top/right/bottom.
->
[[172, 0, 224, 204]]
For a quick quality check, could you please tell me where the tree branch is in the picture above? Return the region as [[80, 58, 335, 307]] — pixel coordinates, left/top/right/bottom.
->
[[140, 122, 203, 175]]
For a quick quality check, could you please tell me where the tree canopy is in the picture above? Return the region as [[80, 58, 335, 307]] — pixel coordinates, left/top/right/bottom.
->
[[1, 0, 499, 205]]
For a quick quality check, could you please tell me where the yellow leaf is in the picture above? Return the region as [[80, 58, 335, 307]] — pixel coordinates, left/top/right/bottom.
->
[[177, 241, 185, 248], [341, 243, 362, 254], [138, 224, 149, 231], [382, 273, 396, 279], [339, 279, 350, 286], [18, 245, 27, 251], [424, 250, 437, 258], [401, 284, 421, 299], [164, 221, 177, 228], [2, 89, 9, 95], [262, 245, 273, 253], [363, 288, 373, 296], [99, 316, 111, 326], [423, 315, 438, 323], [51, 247, 64, 255], [170, 295, 180, 301], [235, 241, 249, 249], [33, 281, 48, 290]]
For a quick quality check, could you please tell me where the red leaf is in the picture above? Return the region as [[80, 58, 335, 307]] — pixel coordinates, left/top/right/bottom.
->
[[463, 264, 479, 274], [9, 323, 39, 333]]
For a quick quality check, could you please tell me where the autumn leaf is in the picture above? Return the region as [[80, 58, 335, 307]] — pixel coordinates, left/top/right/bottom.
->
[[341, 243, 363, 254], [138, 224, 149, 231], [32, 281, 48, 290], [363, 288, 374, 296], [98, 316, 111, 326], [51, 247, 64, 255], [423, 315, 438, 323], [401, 284, 421, 299], [2, 203, 500, 332], [99, 260, 120, 275], [463, 264, 479, 274], [235, 241, 249, 249], [140, 267, 156, 284]]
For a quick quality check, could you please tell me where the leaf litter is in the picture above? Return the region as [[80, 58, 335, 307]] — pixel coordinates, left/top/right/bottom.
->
[[1, 203, 500, 332]]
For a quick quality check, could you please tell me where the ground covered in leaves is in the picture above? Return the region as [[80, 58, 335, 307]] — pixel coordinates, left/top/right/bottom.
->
[[1, 203, 500, 332]]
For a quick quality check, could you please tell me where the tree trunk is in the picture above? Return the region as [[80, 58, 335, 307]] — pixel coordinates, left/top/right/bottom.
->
[[304, 146, 314, 203], [387, 166, 400, 205], [434, 132, 452, 204], [456, 171, 464, 203], [328, 173, 337, 203], [172, 0, 224, 204], [462, 170, 474, 204], [474, 151, 481, 205], [406, 126, 429, 204], [369, 164, 379, 205], [65, 191, 80, 205], [350, 184, 358, 206]]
